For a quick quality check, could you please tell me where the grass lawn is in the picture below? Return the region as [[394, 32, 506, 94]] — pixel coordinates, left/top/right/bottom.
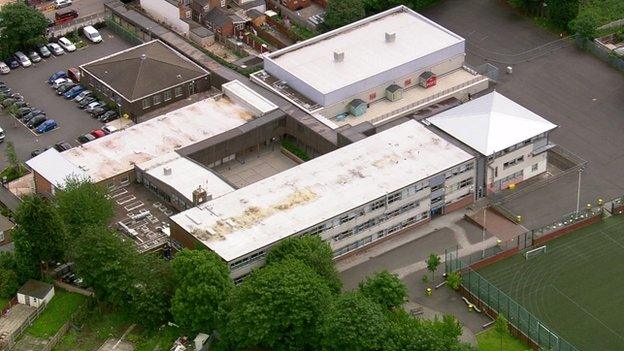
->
[[476, 328, 528, 351], [26, 290, 87, 338], [53, 305, 180, 351]]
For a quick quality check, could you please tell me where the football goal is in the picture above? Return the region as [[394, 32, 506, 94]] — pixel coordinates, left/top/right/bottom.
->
[[525, 245, 547, 260]]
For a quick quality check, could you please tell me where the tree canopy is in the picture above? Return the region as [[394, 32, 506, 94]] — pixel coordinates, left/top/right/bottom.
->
[[224, 259, 332, 351], [324, 0, 365, 30], [171, 249, 233, 335], [266, 235, 341, 293], [0, 3, 49, 58], [55, 178, 115, 239], [358, 270, 407, 310]]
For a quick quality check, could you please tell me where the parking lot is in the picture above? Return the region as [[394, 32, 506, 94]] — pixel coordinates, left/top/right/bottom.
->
[[0, 28, 134, 169]]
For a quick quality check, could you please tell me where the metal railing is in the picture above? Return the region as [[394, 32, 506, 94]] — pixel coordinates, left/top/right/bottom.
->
[[367, 75, 486, 125]]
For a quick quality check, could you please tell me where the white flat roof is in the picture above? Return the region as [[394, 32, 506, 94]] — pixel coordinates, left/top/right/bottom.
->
[[222, 80, 278, 115], [139, 152, 235, 203], [26, 149, 88, 188], [427, 92, 558, 156], [265, 6, 463, 94], [171, 120, 473, 262], [60, 96, 254, 183]]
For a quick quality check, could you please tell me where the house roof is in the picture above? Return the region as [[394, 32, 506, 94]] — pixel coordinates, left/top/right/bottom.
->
[[427, 92, 558, 156], [386, 84, 402, 93], [420, 71, 435, 79], [80, 40, 209, 102], [205, 7, 233, 27], [17, 280, 53, 299], [0, 214, 14, 232], [240, 0, 265, 10], [246, 8, 264, 18], [26, 148, 89, 188]]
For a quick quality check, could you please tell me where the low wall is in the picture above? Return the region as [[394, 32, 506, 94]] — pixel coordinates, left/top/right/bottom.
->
[[467, 247, 519, 271], [53, 280, 95, 297], [533, 214, 602, 247], [280, 147, 305, 164]]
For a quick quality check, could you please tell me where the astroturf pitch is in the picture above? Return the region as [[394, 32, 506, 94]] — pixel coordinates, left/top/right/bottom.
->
[[475, 215, 624, 351]]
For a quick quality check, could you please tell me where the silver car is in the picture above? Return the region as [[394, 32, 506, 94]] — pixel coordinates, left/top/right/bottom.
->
[[47, 43, 65, 56], [0, 62, 10, 74]]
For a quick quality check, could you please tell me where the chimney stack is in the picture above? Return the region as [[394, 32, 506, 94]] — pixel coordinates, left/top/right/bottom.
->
[[333, 50, 344, 62], [385, 32, 396, 43], [192, 186, 212, 206]]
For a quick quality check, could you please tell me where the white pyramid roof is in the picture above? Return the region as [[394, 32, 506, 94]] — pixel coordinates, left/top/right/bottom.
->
[[427, 92, 557, 156]]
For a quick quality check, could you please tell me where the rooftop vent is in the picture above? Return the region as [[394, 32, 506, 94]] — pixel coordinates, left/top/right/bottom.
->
[[333, 50, 344, 62], [385, 32, 396, 43], [163, 167, 172, 175]]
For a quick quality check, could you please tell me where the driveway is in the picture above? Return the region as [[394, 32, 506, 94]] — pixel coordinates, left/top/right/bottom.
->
[[0, 28, 134, 170], [423, 0, 624, 229]]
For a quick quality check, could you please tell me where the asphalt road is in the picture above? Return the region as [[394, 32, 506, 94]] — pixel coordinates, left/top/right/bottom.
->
[[0, 28, 133, 169], [43, 0, 105, 21]]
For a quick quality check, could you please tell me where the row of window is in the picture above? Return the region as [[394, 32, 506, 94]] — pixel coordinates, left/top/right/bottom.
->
[[503, 156, 525, 169], [445, 162, 474, 179], [446, 177, 474, 193], [488, 134, 547, 160], [332, 212, 429, 257], [332, 201, 420, 242], [142, 86, 183, 110], [230, 249, 267, 270]]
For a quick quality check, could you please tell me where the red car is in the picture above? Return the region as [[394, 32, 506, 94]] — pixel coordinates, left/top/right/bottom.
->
[[90, 129, 105, 138]]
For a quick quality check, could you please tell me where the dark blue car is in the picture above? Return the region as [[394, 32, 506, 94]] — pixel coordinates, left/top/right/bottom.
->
[[4, 57, 18, 69], [63, 85, 84, 99], [48, 71, 67, 84], [35, 119, 57, 134]]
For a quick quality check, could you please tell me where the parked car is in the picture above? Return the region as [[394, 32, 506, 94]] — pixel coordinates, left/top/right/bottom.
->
[[102, 125, 118, 134], [83, 26, 102, 43], [31, 149, 43, 157], [85, 101, 104, 113], [63, 85, 84, 99], [4, 57, 18, 69], [0, 128, 5, 142], [57, 82, 76, 94], [13, 101, 28, 108], [48, 71, 67, 84], [100, 110, 119, 122], [17, 107, 32, 117], [57, 37, 76, 52], [91, 106, 109, 118], [90, 129, 105, 138], [27, 115, 47, 128], [78, 133, 96, 144], [37, 44, 52, 58], [54, 8, 77, 25], [54, 0, 72, 8], [0, 86, 11, 94], [78, 96, 97, 108], [67, 67, 80, 82], [73, 90, 91, 102], [14, 52, 31, 68], [22, 111, 45, 123], [52, 78, 69, 89], [0, 62, 9, 74], [47, 43, 64, 56], [36, 119, 57, 133], [28, 51, 42, 63], [54, 141, 72, 151]]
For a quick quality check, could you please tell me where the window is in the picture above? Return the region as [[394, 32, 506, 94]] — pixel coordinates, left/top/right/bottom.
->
[[370, 199, 385, 211], [153, 94, 162, 105], [142, 98, 151, 110], [174, 86, 183, 97], [404, 78, 412, 86], [387, 192, 402, 204], [532, 163, 538, 171], [430, 184, 443, 192], [164, 90, 172, 101], [503, 156, 525, 169], [369, 92, 376, 101]]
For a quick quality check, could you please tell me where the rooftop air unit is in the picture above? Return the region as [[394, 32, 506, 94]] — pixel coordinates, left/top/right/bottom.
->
[[385, 32, 396, 43], [333, 50, 344, 62]]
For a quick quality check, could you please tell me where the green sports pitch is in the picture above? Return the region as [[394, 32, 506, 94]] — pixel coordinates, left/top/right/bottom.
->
[[476, 215, 624, 351]]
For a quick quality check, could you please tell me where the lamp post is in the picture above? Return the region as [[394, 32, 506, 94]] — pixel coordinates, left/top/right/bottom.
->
[[576, 168, 583, 215]]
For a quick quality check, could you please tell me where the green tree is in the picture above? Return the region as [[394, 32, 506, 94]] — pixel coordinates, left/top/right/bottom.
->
[[358, 270, 407, 310], [55, 178, 115, 239], [494, 314, 509, 351], [426, 253, 441, 285], [324, 0, 365, 30], [128, 253, 174, 328], [71, 226, 136, 308], [13, 195, 67, 277], [0, 268, 18, 298], [171, 249, 233, 335], [0, 3, 49, 58], [446, 271, 462, 290], [12, 229, 38, 282], [572, 11, 598, 39], [224, 259, 331, 351], [431, 315, 466, 350], [547, 0, 580, 31], [320, 291, 388, 351], [266, 235, 341, 293]]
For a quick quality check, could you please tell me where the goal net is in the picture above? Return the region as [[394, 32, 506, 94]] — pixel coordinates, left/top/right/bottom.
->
[[525, 245, 547, 260]]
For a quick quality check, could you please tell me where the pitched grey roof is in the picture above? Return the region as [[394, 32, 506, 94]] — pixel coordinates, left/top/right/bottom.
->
[[386, 84, 402, 93], [420, 71, 435, 79], [240, 0, 265, 10], [349, 99, 366, 108], [81, 40, 209, 102], [18, 280, 53, 299], [205, 7, 233, 27]]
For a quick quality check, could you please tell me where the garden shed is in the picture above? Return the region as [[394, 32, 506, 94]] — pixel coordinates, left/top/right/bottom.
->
[[419, 71, 437, 88], [17, 280, 55, 308], [348, 99, 367, 116], [385, 84, 403, 102]]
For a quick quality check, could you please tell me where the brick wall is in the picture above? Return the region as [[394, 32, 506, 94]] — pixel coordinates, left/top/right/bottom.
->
[[533, 214, 602, 246]]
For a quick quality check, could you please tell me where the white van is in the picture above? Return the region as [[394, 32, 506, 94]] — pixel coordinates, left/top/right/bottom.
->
[[82, 26, 102, 43]]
